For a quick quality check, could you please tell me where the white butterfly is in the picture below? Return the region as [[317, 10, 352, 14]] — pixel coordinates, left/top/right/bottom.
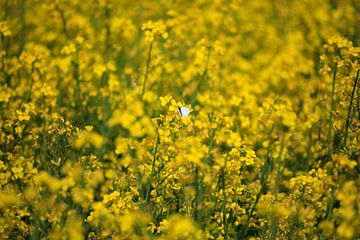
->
[[177, 106, 191, 118]]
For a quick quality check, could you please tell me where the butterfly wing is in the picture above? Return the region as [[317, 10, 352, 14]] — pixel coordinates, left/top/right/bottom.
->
[[179, 106, 190, 117]]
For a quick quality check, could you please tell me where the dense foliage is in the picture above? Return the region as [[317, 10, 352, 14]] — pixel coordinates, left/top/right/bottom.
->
[[0, 0, 360, 239]]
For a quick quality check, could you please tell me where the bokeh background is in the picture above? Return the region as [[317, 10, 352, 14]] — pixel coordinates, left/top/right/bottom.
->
[[0, 0, 360, 239]]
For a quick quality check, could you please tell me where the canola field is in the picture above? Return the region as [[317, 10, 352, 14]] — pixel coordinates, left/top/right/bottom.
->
[[1, 0, 360, 239]]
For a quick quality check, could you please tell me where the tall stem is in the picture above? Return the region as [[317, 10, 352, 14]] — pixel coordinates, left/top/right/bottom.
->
[[343, 69, 359, 147], [327, 67, 337, 157], [193, 166, 200, 221], [56, 6, 69, 39], [239, 125, 274, 239], [141, 41, 153, 99], [145, 131, 159, 204], [104, 6, 111, 60], [221, 158, 228, 240], [274, 136, 285, 196], [27, 62, 35, 101], [191, 47, 211, 104], [270, 135, 285, 240], [18, 0, 26, 56], [0, 33, 5, 84], [5, 160, 47, 237]]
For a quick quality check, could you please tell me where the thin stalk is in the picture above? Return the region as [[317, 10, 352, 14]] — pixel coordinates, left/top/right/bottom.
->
[[239, 144, 271, 238], [27, 63, 35, 101], [270, 136, 285, 240], [191, 47, 211, 104], [221, 158, 228, 240], [141, 41, 153, 99], [193, 166, 200, 221], [207, 128, 216, 162], [274, 136, 285, 196], [73, 50, 85, 120], [56, 6, 69, 39], [358, 73, 360, 121], [16, 179, 47, 237], [194, 127, 215, 223], [3, 0, 9, 21], [327, 67, 337, 157], [145, 131, 160, 203], [18, 0, 26, 56], [343, 69, 359, 147], [41, 94, 49, 171], [270, 213, 278, 240], [104, 6, 111, 60], [4, 160, 47, 236], [325, 185, 336, 220], [1, 33, 5, 84], [238, 125, 275, 239]]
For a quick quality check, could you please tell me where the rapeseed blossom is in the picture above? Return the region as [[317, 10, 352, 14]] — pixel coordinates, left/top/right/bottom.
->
[[0, 0, 360, 239]]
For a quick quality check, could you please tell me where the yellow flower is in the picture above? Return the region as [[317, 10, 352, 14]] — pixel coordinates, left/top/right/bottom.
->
[[115, 137, 129, 155], [0, 192, 20, 208], [0, 21, 12, 36], [11, 166, 23, 179]]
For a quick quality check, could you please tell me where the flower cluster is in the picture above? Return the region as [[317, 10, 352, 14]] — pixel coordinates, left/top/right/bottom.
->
[[1, 0, 360, 239]]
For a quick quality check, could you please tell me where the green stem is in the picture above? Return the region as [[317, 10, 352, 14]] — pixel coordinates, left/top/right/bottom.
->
[[56, 6, 69, 38], [4, 160, 47, 236], [191, 47, 211, 105], [274, 136, 285, 196], [270, 213, 277, 240], [207, 128, 216, 162], [327, 67, 337, 157], [145, 131, 160, 203], [27, 62, 35, 102], [0, 33, 5, 84], [141, 41, 153, 99], [193, 166, 200, 221], [239, 144, 271, 238], [194, 127, 215, 222], [270, 136, 285, 240], [3, 0, 9, 21], [343, 69, 359, 147], [239, 125, 274, 239], [73, 50, 85, 120], [104, 5, 111, 60], [18, 0, 26, 56], [221, 159, 228, 240]]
